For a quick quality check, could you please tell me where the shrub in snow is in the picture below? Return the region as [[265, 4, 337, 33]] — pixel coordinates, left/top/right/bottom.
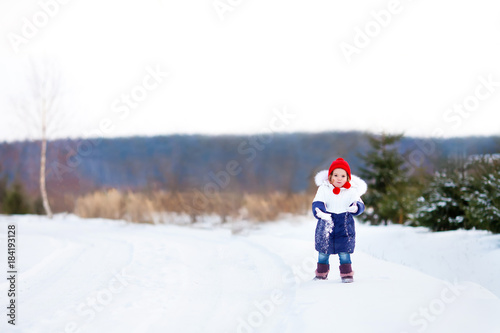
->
[[2, 182, 32, 215], [417, 156, 500, 233], [465, 166, 500, 233], [416, 172, 467, 231]]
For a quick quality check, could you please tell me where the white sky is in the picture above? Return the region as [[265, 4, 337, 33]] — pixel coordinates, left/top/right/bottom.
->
[[1, 0, 500, 142]]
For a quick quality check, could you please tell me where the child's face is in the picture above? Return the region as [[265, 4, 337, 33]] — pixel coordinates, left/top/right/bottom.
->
[[330, 168, 348, 188]]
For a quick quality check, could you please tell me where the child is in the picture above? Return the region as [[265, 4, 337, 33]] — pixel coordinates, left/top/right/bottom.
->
[[312, 158, 367, 282]]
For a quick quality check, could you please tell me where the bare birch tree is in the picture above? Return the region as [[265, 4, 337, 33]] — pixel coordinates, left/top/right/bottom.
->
[[14, 57, 67, 218]]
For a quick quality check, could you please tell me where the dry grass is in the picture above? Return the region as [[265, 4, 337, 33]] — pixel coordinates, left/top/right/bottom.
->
[[74, 189, 124, 220], [242, 192, 311, 222], [124, 191, 155, 223], [73, 189, 313, 224]]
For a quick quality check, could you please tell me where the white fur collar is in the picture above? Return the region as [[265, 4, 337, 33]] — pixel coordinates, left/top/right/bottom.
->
[[314, 170, 368, 196]]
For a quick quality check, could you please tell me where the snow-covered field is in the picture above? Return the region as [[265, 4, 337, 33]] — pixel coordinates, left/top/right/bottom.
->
[[1, 214, 499, 333]]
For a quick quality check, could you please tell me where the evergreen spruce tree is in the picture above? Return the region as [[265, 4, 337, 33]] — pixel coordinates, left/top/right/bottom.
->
[[0, 176, 6, 213], [3, 182, 31, 215], [0, 163, 7, 213], [464, 157, 500, 233], [416, 170, 467, 231], [359, 133, 414, 225]]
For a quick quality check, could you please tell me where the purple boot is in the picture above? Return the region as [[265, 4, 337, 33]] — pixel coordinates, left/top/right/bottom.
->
[[339, 264, 354, 283], [314, 263, 330, 280]]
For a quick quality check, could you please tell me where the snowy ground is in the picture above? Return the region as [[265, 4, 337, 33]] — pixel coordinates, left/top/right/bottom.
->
[[0, 214, 499, 333]]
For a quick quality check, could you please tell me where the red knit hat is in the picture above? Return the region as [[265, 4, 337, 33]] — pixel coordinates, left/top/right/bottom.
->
[[328, 158, 351, 194]]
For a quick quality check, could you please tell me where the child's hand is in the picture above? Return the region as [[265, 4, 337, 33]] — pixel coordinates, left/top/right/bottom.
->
[[347, 203, 358, 213], [315, 208, 332, 222]]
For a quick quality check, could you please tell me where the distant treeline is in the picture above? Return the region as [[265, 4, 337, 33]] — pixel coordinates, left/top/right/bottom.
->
[[1, 131, 499, 201]]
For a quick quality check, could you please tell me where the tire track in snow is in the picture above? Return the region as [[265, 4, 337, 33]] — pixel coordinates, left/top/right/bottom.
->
[[2, 219, 135, 333]]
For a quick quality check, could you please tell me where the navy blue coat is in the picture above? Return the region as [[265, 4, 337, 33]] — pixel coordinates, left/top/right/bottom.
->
[[313, 201, 364, 254], [312, 172, 367, 255]]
